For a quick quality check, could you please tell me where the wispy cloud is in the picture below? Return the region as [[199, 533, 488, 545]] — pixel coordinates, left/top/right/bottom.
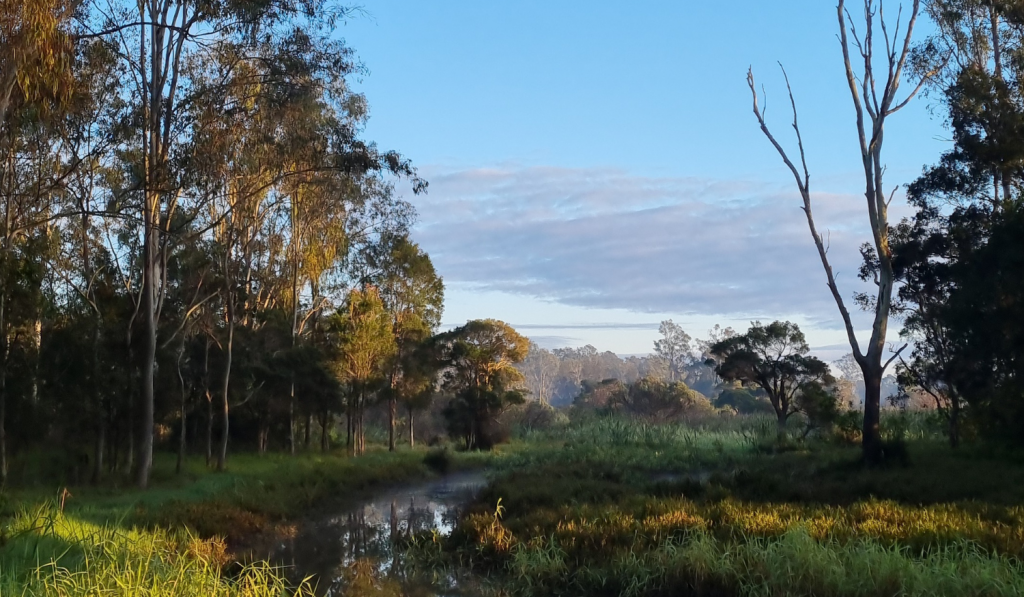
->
[[414, 165, 908, 329], [510, 322, 662, 331]]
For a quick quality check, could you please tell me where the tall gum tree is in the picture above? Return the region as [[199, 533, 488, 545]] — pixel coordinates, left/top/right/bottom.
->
[[84, 0, 359, 487], [747, 0, 939, 463]]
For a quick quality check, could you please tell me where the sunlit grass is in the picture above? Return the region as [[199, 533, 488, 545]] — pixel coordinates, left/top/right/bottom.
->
[[0, 503, 312, 596], [0, 446, 493, 595], [439, 414, 1024, 596]]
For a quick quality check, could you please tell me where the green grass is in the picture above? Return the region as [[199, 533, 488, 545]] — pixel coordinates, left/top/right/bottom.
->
[[436, 416, 1024, 597], [0, 445, 496, 595], [5, 415, 1020, 596], [0, 502, 312, 596]]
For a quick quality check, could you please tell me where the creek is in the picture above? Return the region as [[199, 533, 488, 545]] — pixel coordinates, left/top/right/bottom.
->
[[270, 471, 491, 596]]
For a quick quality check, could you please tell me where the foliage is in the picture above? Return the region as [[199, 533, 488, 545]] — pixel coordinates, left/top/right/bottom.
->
[[437, 416, 1024, 597], [435, 320, 529, 450], [574, 377, 714, 423], [0, 504, 313, 596], [709, 321, 833, 430], [715, 386, 773, 415]]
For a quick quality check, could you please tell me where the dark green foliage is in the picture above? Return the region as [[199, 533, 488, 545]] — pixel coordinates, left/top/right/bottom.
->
[[423, 447, 451, 475], [434, 320, 529, 450], [715, 387, 773, 415], [709, 321, 833, 431], [574, 377, 713, 422]]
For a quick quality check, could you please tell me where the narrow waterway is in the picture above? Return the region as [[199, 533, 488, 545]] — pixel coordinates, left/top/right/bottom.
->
[[271, 472, 490, 596]]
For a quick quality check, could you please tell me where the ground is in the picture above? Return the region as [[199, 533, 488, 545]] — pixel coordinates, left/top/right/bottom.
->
[[2, 414, 1023, 596]]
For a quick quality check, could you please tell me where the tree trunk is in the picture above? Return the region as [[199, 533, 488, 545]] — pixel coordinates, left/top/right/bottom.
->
[[358, 410, 365, 455], [203, 339, 212, 466], [388, 396, 396, 452], [258, 420, 267, 455], [126, 411, 134, 474], [91, 322, 104, 483], [949, 393, 961, 448], [304, 414, 311, 450], [125, 351, 135, 475], [357, 392, 365, 455], [93, 415, 105, 484], [176, 346, 187, 475], [217, 316, 234, 471], [346, 405, 353, 456], [408, 406, 415, 448], [862, 368, 884, 464], [320, 410, 329, 453], [137, 225, 157, 489], [289, 384, 295, 456], [0, 294, 9, 486]]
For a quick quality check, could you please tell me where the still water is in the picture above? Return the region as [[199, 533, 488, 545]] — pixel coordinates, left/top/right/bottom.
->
[[271, 472, 492, 596]]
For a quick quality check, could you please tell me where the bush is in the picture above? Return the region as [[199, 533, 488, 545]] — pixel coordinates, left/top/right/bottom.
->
[[506, 401, 570, 436], [424, 448, 452, 474]]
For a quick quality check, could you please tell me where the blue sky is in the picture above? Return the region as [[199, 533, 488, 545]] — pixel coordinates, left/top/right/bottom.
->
[[341, 1, 948, 359]]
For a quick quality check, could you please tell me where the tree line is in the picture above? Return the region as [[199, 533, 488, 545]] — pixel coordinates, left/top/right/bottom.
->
[[0, 0, 540, 489], [751, 0, 1024, 458]]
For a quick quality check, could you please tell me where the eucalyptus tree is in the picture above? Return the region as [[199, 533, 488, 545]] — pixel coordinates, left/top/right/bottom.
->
[[518, 343, 559, 405], [747, 0, 938, 462], [81, 0, 365, 488], [710, 321, 834, 434], [435, 319, 529, 450], [328, 286, 395, 456], [874, 1, 1024, 445], [0, 78, 82, 483], [654, 320, 692, 383], [363, 235, 443, 451]]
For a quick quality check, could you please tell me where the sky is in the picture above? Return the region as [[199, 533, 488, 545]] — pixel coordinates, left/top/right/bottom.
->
[[339, 1, 949, 361]]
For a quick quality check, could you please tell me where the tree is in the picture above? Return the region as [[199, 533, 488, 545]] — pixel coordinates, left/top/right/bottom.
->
[[878, 0, 1024, 447], [366, 235, 443, 451], [435, 319, 528, 450], [710, 321, 833, 434], [654, 320, 692, 382], [328, 287, 396, 456], [747, 0, 936, 462], [0, 0, 74, 125], [610, 378, 712, 423], [518, 342, 559, 405]]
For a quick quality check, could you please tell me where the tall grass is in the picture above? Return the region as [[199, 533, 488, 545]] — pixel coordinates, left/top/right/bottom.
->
[[0, 503, 312, 596], [453, 483, 1024, 596], [438, 413, 1024, 596]]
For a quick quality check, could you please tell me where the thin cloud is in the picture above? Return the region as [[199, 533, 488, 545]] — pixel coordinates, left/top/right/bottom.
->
[[414, 165, 910, 329], [512, 322, 661, 331]]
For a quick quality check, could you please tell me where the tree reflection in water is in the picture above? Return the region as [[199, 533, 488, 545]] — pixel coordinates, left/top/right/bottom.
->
[[272, 472, 491, 596]]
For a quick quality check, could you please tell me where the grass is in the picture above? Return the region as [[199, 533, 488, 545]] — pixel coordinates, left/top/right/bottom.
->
[[4, 414, 1022, 596], [435, 415, 1024, 597], [0, 502, 313, 596], [0, 445, 495, 595]]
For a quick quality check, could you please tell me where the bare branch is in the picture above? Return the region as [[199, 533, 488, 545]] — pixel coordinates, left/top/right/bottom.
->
[[747, 63, 865, 361], [884, 342, 909, 371], [886, 185, 898, 207], [747, 68, 807, 192]]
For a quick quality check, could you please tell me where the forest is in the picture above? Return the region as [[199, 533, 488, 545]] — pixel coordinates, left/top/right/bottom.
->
[[1, 0, 1024, 596]]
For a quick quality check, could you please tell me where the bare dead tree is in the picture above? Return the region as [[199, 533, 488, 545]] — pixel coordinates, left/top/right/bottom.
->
[[747, 0, 936, 463]]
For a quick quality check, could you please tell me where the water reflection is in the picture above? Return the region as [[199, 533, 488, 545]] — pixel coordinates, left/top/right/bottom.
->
[[272, 473, 490, 596]]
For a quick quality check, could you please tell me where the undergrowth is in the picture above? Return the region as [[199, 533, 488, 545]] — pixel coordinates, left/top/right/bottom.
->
[[434, 415, 1024, 597], [0, 503, 312, 596]]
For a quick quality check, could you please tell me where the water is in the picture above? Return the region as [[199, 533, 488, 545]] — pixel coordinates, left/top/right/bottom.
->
[[271, 472, 491, 596]]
